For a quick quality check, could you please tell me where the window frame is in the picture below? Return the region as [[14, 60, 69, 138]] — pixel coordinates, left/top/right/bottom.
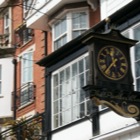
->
[[51, 53, 90, 129], [15, 24, 33, 47], [51, 8, 89, 51], [21, 49, 33, 85], [23, 0, 33, 18], [122, 22, 140, 91], [2, 9, 11, 48]]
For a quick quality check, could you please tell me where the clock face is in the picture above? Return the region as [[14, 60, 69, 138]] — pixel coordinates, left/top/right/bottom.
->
[[97, 45, 128, 80]]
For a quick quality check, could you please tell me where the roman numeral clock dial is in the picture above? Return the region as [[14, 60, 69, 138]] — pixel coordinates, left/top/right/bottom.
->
[[97, 45, 128, 80]]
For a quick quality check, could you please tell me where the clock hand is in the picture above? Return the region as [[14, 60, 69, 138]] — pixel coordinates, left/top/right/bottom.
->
[[105, 58, 117, 75]]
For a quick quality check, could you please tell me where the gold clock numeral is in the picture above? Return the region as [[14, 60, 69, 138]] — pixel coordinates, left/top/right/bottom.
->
[[117, 72, 122, 78], [105, 49, 109, 54], [121, 63, 127, 67], [99, 59, 105, 63], [100, 64, 107, 70], [120, 67, 125, 73], [112, 72, 116, 78], [120, 56, 125, 60], [100, 53, 106, 57]]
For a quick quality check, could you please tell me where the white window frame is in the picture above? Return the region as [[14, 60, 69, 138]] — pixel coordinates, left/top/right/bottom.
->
[[122, 22, 140, 91], [51, 53, 90, 129], [4, 12, 9, 34], [51, 7, 89, 51], [23, 0, 33, 18], [2, 9, 11, 48], [21, 49, 33, 85]]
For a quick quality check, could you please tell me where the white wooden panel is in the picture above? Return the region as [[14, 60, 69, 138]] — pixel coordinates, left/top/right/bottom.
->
[[52, 121, 92, 140], [100, 0, 133, 20], [100, 111, 137, 135], [0, 57, 14, 117]]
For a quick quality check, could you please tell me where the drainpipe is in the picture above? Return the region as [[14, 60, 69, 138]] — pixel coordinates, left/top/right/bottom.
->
[[43, 31, 49, 138], [12, 58, 17, 120]]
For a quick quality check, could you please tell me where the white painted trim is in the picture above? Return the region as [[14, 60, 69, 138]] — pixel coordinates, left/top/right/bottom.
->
[[17, 44, 35, 62], [51, 53, 89, 130], [51, 8, 89, 51], [91, 122, 140, 140]]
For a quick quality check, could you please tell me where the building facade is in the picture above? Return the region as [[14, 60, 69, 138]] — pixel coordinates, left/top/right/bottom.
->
[[37, 0, 140, 140], [0, 0, 46, 138], [1, 0, 140, 140], [0, 0, 15, 133]]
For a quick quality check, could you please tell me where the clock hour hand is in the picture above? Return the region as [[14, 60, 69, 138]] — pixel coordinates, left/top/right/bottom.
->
[[105, 58, 117, 75]]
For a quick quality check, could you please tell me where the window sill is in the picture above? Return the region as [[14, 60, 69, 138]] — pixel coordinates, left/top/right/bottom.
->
[[18, 100, 34, 110]]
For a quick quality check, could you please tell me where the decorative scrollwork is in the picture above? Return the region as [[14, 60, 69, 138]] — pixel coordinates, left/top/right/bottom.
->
[[92, 97, 140, 119], [127, 104, 139, 116]]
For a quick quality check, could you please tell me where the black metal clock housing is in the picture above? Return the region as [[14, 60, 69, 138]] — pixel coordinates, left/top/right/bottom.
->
[[86, 29, 138, 91]]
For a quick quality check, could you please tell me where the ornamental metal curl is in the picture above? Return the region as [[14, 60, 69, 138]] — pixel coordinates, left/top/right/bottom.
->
[[92, 97, 140, 119]]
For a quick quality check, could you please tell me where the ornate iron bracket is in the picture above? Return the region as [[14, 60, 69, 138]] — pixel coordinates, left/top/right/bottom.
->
[[83, 85, 140, 121]]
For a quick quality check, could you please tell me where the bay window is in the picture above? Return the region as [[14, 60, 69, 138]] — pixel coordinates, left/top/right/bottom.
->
[[53, 9, 89, 51], [123, 23, 140, 91], [52, 54, 90, 129]]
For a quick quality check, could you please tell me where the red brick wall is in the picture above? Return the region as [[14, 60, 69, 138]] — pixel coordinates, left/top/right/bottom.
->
[[12, 4, 46, 117], [89, 6, 101, 27]]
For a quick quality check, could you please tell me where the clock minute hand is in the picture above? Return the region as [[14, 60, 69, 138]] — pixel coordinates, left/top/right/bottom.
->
[[105, 58, 117, 75]]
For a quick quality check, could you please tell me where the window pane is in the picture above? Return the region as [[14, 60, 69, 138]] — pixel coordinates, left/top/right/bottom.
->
[[72, 77, 77, 91], [72, 12, 87, 29], [85, 56, 89, 70], [53, 114, 59, 128], [134, 26, 140, 41], [135, 43, 140, 60], [80, 12, 87, 28], [78, 59, 84, 73], [72, 62, 77, 77], [136, 61, 140, 77], [78, 73, 84, 88], [53, 100, 59, 114], [79, 89, 85, 103], [79, 103, 85, 118], [66, 67, 70, 81], [54, 35, 67, 50], [61, 18, 67, 34], [72, 106, 78, 120], [72, 91, 77, 106], [53, 74, 58, 87], [136, 78, 140, 91], [22, 52, 33, 84], [64, 109, 71, 124], [60, 84, 65, 97], [54, 87, 59, 100], [54, 17, 66, 39]]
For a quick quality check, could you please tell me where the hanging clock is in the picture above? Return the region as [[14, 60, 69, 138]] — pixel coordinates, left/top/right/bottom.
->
[[97, 45, 128, 80]]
